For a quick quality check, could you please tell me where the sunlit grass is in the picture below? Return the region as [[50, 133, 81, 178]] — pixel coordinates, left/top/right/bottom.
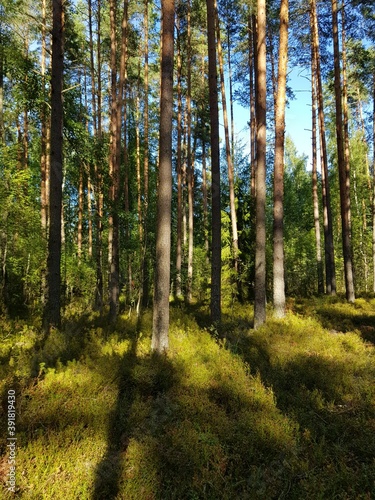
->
[[0, 297, 374, 498]]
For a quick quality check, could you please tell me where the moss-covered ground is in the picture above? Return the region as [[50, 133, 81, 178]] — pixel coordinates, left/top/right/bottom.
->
[[0, 297, 374, 499]]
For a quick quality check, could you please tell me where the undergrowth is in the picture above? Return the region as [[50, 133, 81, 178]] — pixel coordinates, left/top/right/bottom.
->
[[0, 297, 374, 498]]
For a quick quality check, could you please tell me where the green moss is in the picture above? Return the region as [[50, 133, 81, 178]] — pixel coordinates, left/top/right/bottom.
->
[[0, 298, 374, 498]]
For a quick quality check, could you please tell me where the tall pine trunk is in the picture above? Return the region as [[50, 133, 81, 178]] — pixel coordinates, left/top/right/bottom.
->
[[43, 0, 64, 332], [141, 0, 150, 308], [175, 11, 183, 299], [207, 0, 221, 324], [249, 12, 257, 198], [254, 0, 267, 329], [151, 0, 175, 352], [373, 76, 375, 292], [310, 0, 336, 295], [216, 2, 239, 291], [311, 58, 324, 294], [108, 0, 120, 323], [273, 0, 288, 318], [331, 0, 355, 302], [187, 0, 194, 303]]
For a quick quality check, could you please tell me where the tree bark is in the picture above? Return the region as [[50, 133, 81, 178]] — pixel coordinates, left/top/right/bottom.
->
[[273, 0, 288, 319], [78, 168, 83, 262], [310, 0, 336, 295], [43, 0, 64, 332], [175, 11, 183, 299], [40, 0, 50, 304], [151, 0, 175, 353], [331, 0, 355, 302], [206, 0, 221, 324], [249, 13, 257, 199], [373, 76, 375, 292], [108, 0, 120, 323], [216, 1, 239, 289], [141, 0, 150, 308], [187, 0, 194, 303], [254, 0, 267, 329], [311, 55, 324, 295], [0, 7, 3, 145]]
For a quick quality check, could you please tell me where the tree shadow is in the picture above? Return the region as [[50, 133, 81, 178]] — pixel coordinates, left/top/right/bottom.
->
[[315, 306, 375, 345], [91, 335, 138, 499], [225, 328, 375, 496], [92, 347, 181, 499]]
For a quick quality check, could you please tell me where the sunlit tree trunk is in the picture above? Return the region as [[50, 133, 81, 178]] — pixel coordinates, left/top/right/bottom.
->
[[40, 0, 50, 304], [254, 0, 267, 329], [89, 0, 104, 310], [273, 0, 288, 319], [108, 0, 120, 323], [311, 56, 324, 295], [216, 1, 239, 289], [43, 0, 64, 332], [207, 0, 221, 324], [249, 12, 256, 198], [151, 0, 174, 352], [227, 24, 235, 159], [310, 0, 336, 295], [187, 0, 194, 303], [202, 137, 209, 263], [87, 176, 93, 258], [372, 76, 375, 292], [0, 5, 3, 145], [331, 0, 355, 302], [141, 0, 150, 308], [175, 11, 183, 299]]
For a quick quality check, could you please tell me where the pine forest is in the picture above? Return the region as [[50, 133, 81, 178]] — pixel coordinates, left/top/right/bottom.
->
[[0, 0, 375, 498]]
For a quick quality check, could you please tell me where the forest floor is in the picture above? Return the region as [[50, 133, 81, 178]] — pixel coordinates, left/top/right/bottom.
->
[[0, 296, 374, 499]]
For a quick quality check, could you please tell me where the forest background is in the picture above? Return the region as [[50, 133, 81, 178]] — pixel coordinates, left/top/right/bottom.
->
[[1, 0, 375, 330], [0, 0, 375, 497]]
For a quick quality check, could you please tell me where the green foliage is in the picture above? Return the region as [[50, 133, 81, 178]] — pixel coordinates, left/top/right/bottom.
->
[[283, 137, 317, 296]]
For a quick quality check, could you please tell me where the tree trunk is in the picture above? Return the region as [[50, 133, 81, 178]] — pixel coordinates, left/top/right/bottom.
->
[[311, 56, 324, 295], [43, 0, 64, 332], [273, 0, 288, 319], [254, 0, 267, 329], [40, 0, 50, 304], [373, 76, 375, 292], [108, 0, 120, 323], [0, 7, 3, 145], [175, 12, 183, 299], [310, 0, 336, 295], [141, 0, 150, 308], [227, 24, 235, 161], [206, 0, 221, 324], [151, 0, 175, 353], [216, 2, 239, 291], [202, 137, 209, 263], [249, 13, 256, 198], [331, 0, 355, 302], [87, 175, 93, 258], [78, 168, 83, 262], [187, 0, 193, 304]]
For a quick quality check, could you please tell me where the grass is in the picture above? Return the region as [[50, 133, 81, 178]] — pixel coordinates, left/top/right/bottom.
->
[[0, 297, 374, 498]]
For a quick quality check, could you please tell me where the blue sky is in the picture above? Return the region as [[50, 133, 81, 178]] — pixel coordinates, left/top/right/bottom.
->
[[230, 67, 313, 168]]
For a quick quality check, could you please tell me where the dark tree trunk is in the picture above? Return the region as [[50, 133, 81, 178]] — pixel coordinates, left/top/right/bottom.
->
[[43, 0, 64, 332], [206, 0, 221, 324]]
